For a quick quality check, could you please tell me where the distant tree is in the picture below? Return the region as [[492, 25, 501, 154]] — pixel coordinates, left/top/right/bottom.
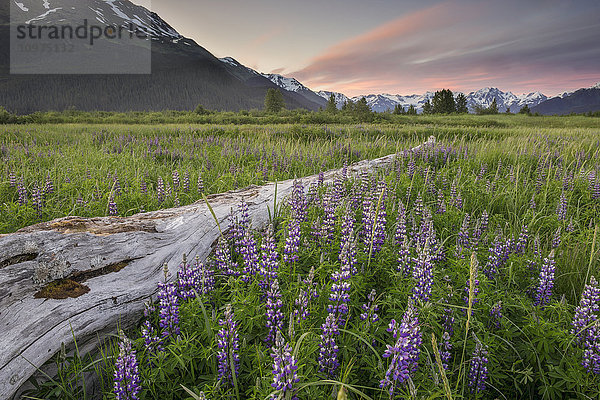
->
[[489, 98, 498, 114], [325, 94, 338, 113], [393, 104, 405, 115], [455, 93, 468, 113], [518, 104, 531, 115], [505, 107, 512, 114], [353, 97, 373, 121], [406, 104, 417, 115], [341, 100, 353, 113], [422, 100, 432, 114], [264, 88, 285, 113], [194, 104, 211, 115], [432, 89, 456, 113]]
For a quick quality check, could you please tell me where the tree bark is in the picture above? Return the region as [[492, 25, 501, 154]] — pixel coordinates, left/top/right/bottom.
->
[[0, 137, 434, 398]]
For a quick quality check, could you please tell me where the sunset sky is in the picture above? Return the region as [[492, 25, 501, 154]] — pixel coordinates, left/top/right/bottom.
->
[[150, 0, 600, 97]]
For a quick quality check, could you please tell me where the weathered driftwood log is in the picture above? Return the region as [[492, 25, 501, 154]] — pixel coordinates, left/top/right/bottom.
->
[[0, 137, 434, 398]]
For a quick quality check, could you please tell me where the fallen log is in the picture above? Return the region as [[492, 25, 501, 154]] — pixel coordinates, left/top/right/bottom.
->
[[0, 136, 435, 398]]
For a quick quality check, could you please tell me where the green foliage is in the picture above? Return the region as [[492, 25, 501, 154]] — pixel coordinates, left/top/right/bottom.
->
[[325, 94, 338, 113], [194, 104, 211, 115], [393, 104, 405, 115], [264, 88, 285, 113], [23, 132, 600, 399], [455, 93, 468, 114], [519, 104, 532, 115], [431, 89, 456, 113], [422, 99, 432, 114]]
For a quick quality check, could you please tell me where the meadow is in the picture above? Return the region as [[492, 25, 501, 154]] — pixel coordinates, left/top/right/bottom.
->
[[2, 116, 600, 399]]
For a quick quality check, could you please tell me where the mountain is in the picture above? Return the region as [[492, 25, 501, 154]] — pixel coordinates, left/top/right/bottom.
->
[[313, 87, 547, 113], [260, 73, 327, 108], [0, 0, 324, 113], [316, 91, 350, 108], [532, 83, 600, 115]]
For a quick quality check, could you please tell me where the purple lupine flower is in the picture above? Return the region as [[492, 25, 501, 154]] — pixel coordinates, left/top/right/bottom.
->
[[340, 210, 356, 251], [259, 226, 280, 284], [294, 266, 319, 322], [534, 250, 556, 307], [464, 275, 480, 315], [572, 276, 600, 345], [566, 218, 575, 233], [141, 320, 163, 356], [17, 177, 27, 206], [214, 236, 240, 276], [270, 330, 299, 398], [240, 227, 259, 282], [328, 250, 352, 324], [290, 179, 308, 223], [455, 214, 471, 258], [436, 189, 446, 214], [582, 323, 600, 374], [140, 179, 147, 194], [156, 176, 165, 203], [483, 235, 508, 280], [397, 238, 412, 277], [411, 241, 434, 303], [172, 170, 180, 189], [556, 191, 567, 221], [360, 289, 380, 323], [108, 195, 118, 216], [283, 220, 301, 264], [439, 332, 452, 370], [197, 173, 204, 194], [320, 192, 336, 245], [8, 171, 16, 188], [44, 173, 54, 195], [515, 225, 529, 255], [374, 184, 388, 252], [183, 171, 190, 192], [177, 254, 196, 300], [490, 301, 503, 329], [529, 194, 536, 210], [317, 171, 324, 187], [195, 256, 215, 296], [413, 193, 424, 221], [318, 313, 340, 377], [265, 279, 284, 344], [552, 227, 562, 249], [468, 336, 489, 394], [232, 201, 250, 250], [114, 331, 141, 400], [379, 303, 422, 397], [217, 304, 240, 386], [394, 200, 407, 246], [157, 274, 180, 337], [32, 185, 43, 218], [339, 228, 357, 277]]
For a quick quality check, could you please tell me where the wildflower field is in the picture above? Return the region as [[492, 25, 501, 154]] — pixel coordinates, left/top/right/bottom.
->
[[3, 117, 600, 399]]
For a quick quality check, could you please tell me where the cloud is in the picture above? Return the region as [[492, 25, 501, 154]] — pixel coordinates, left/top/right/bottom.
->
[[289, 1, 600, 96]]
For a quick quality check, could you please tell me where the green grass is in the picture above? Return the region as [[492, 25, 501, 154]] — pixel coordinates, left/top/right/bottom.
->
[[15, 116, 600, 399]]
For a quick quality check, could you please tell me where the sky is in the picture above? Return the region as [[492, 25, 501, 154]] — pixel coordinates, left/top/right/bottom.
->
[[150, 0, 600, 97]]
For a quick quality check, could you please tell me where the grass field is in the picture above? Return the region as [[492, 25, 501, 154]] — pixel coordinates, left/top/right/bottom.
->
[[3, 115, 600, 399]]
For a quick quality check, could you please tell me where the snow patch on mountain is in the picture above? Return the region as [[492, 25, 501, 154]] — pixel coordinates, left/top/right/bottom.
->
[[25, 7, 62, 24], [261, 74, 308, 93], [14, 1, 29, 12], [316, 91, 350, 108]]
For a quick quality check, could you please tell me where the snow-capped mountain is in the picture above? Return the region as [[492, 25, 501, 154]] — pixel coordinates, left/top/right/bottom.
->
[[217, 60, 327, 108], [532, 82, 600, 115], [9, 0, 183, 42], [1, 0, 325, 112], [261, 74, 307, 92], [466, 87, 547, 113], [316, 91, 350, 108]]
